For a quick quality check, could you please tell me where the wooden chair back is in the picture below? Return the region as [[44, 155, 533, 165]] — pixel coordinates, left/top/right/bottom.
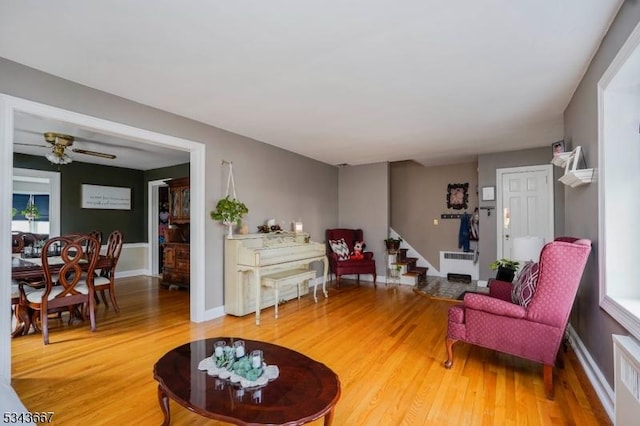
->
[[12, 232, 24, 253]]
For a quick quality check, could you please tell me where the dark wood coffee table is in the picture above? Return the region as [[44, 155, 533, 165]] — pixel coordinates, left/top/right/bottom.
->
[[153, 338, 341, 425]]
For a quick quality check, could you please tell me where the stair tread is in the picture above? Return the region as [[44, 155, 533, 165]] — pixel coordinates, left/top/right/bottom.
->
[[411, 266, 429, 272]]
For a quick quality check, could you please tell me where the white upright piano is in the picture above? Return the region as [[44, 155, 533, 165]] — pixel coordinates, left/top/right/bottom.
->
[[224, 232, 328, 324]]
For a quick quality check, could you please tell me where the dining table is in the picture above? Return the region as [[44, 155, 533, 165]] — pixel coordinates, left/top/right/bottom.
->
[[10, 253, 113, 337]]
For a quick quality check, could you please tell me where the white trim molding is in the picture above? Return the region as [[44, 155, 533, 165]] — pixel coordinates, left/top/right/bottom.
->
[[597, 17, 640, 341], [0, 93, 207, 384], [567, 324, 615, 423]]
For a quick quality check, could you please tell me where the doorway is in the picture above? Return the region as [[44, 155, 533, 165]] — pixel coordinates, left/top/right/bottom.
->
[[496, 164, 554, 260], [1, 94, 207, 383], [148, 179, 169, 277]]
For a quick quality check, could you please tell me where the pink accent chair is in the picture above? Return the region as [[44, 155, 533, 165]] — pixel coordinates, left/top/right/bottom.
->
[[444, 237, 591, 398], [325, 228, 377, 289]]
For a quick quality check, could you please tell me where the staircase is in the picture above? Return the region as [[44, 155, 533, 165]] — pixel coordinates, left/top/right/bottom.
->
[[390, 248, 428, 285]]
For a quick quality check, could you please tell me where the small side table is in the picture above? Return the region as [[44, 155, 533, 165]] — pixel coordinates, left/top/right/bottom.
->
[[386, 249, 401, 288]]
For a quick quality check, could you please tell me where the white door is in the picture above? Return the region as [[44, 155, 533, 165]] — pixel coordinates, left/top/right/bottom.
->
[[496, 165, 554, 260]]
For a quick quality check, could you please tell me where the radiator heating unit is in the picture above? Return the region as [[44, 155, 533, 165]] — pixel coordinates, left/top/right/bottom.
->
[[439, 251, 479, 280], [614, 335, 640, 425]]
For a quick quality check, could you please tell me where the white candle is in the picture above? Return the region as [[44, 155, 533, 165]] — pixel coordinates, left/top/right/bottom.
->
[[252, 355, 261, 369], [236, 346, 245, 358]]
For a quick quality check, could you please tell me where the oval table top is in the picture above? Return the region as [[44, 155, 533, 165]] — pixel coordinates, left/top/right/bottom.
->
[[154, 337, 341, 425]]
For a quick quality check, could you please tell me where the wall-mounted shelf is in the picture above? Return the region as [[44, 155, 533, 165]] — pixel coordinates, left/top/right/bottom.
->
[[551, 152, 572, 168], [559, 169, 595, 187], [552, 146, 594, 188]]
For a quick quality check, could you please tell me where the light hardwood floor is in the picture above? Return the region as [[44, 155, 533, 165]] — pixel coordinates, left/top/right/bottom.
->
[[11, 276, 611, 425]]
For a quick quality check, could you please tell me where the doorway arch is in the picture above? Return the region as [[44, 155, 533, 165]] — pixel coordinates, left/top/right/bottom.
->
[[0, 94, 206, 382]]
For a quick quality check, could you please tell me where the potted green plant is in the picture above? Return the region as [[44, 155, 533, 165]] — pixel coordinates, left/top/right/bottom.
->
[[489, 258, 520, 282], [210, 196, 249, 238], [21, 202, 39, 221], [384, 237, 403, 251]]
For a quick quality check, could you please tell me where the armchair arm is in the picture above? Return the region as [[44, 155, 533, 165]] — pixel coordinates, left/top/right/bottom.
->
[[488, 279, 513, 302], [463, 293, 526, 319], [364, 251, 374, 260], [327, 252, 339, 262]]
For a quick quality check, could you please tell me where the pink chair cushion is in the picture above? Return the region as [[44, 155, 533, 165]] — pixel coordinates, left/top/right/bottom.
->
[[511, 261, 540, 308]]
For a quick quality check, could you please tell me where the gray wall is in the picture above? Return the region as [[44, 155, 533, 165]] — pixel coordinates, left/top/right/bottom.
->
[[477, 147, 564, 279], [0, 57, 338, 312], [563, 0, 640, 387], [338, 162, 389, 279], [390, 160, 478, 271]]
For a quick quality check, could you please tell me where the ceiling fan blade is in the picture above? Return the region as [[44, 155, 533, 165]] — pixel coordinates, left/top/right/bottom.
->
[[14, 142, 47, 148], [72, 148, 116, 159]]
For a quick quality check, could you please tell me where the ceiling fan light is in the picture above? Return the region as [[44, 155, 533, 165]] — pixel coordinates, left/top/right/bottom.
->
[[45, 152, 72, 165]]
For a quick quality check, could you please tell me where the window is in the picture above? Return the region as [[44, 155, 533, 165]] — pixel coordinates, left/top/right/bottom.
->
[[12, 192, 50, 236], [598, 20, 640, 339]]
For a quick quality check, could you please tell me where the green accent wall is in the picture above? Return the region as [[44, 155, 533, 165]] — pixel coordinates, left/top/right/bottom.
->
[[14, 153, 190, 243], [14, 153, 145, 242]]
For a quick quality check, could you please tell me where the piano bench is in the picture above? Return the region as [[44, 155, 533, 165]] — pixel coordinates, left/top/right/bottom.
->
[[262, 269, 317, 319]]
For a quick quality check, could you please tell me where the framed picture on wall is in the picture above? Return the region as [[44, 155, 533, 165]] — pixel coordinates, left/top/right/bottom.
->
[[551, 140, 565, 156], [446, 183, 469, 210], [481, 186, 495, 201], [81, 184, 131, 210]]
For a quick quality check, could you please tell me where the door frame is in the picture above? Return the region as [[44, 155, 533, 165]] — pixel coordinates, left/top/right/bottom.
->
[[0, 93, 206, 383], [496, 164, 554, 260], [148, 179, 169, 276]]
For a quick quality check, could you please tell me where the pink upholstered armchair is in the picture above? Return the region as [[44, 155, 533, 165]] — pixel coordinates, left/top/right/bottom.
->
[[444, 237, 591, 398], [325, 228, 377, 289]]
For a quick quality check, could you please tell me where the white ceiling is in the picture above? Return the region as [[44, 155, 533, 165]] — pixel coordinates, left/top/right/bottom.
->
[[0, 1, 624, 167], [12, 113, 190, 170]]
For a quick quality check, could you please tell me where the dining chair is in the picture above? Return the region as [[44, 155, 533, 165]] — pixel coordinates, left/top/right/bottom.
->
[[11, 232, 24, 254], [88, 230, 103, 246], [94, 230, 124, 312], [18, 235, 100, 344]]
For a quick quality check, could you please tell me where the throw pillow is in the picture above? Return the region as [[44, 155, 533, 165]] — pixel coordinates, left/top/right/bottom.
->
[[511, 261, 540, 308], [329, 238, 350, 261]]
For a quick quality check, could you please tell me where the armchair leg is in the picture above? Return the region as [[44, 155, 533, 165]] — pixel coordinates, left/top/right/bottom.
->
[[357, 274, 360, 287], [336, 275, 341, 290], [373, 273, 377, 288], [543, 364, 554, 399], [444, 338, 457, 368]]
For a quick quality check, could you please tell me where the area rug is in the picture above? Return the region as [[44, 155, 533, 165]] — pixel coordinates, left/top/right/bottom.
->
[[414, 276, 488, 301]]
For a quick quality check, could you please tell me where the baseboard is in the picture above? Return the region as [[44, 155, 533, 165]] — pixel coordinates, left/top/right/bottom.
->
[[115, 269, 148, 279], [202, 305, 226, 322], [566, 324, 615, 423]]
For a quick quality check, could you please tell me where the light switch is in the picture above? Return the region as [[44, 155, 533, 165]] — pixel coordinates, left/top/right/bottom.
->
[[433, 219, 439, 226]]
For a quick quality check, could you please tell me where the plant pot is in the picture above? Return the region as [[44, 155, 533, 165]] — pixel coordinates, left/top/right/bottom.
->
[[496, 266, 515, 283], [385, 241, 400, 251]]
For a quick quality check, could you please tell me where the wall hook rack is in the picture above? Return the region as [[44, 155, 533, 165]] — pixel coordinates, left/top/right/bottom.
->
[[479, 207, 494, 216]]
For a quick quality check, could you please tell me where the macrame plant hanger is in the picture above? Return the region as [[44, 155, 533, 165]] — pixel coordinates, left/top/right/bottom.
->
[[222, 160, 238, 238], [224, 160, 238, 201]]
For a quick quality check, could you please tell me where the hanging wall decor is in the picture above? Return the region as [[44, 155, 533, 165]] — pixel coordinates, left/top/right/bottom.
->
[[446, 183, 469, 210], [210, 161, 249, 238]]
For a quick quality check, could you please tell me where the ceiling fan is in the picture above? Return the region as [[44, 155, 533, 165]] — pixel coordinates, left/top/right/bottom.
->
[[16, 132, 117, 165]]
